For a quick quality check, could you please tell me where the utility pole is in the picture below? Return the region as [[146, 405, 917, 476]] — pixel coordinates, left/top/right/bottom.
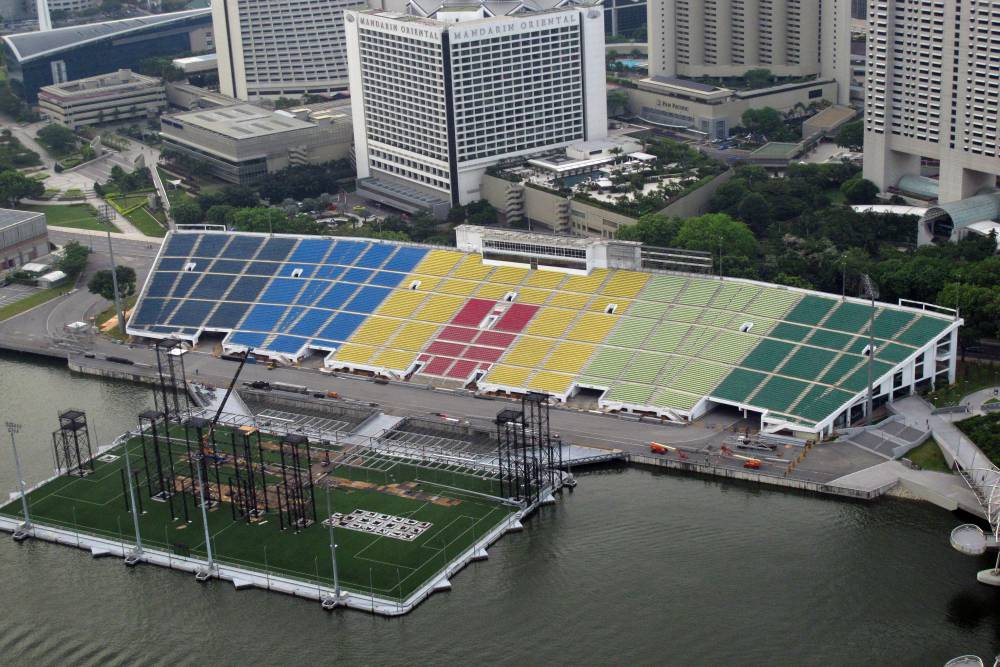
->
[[325, 490, 341, 605], [7, 422, 31, 539], [100, 204, 126, 335], [861, 274, 879, 425]]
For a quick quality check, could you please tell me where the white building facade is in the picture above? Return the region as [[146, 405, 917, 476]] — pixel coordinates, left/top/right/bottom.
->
[[863, 0, 1000, 203], [646, 0, 852, 104], [212, 0, 364, 100], [345, 6, 608, 215]]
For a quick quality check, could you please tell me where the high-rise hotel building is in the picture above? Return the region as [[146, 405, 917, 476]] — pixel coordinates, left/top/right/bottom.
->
[[646, 0, 852, 104], [212, 0, 365, 100], [863, 0, 1000, 203], [345, 3, 608, 215]]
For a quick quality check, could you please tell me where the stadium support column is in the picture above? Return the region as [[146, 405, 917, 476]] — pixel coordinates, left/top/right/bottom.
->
[[36, 0, 51, 31]]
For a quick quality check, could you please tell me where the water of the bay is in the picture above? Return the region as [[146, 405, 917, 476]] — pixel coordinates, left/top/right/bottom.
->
[[0, 350, 998, 666]]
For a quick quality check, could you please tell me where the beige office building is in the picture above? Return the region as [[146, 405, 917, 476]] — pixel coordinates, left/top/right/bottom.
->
[[647, 0, 852, 104], [863, 0, 1000, 203], [37, 69, 166, 130]]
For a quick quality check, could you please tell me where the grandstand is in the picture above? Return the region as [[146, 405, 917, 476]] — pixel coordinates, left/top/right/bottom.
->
[[128, 226, 962, 437]]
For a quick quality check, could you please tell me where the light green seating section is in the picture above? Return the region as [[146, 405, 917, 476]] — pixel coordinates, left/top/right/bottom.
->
[[581, 347, 634, 379], [656, 355, 688, 384], [606, 383, 656, 405], [698, 309, 738, 329], [710, 283, 762, 311], [744, 288, 801, 320], [671, 361, 728, 395], [606, 317, 655, 348], [700, 330, 759, 365], [646, 322, 690, 353], [641, 274, 687, 302], [667, 305, 703, 322], [651, 388, 701, 411], [627, 300, 670, 319], [677, 279, 721, 306], [680, 327, 717, 356], [620, 351, 670, 384]]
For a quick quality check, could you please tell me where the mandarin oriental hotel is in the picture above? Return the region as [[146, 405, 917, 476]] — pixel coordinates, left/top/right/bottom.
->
[[345, 5, 608, 217]]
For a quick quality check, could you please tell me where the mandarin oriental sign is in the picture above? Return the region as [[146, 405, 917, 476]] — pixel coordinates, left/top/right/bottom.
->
[[449, 12, 578, 43]]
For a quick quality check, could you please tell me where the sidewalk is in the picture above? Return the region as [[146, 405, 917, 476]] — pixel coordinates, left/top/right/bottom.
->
[[964, 386, 1000, 415]]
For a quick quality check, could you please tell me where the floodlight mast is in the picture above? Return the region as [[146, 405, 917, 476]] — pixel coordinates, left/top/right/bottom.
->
[[7, 422, 31, 533], [122, 439, 143, 557], [326, 490, 340, 600], [861, 274, 879, 426]]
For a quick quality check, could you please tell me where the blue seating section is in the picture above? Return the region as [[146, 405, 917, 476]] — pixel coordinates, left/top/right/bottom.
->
[[191, 274, 233, 300], [194, 234, 229, 258], [221, 236, 262, 259], [265, 335, 308, 354], [228, 331, 267, 348], [210, 259, 246, 274], [132, 232, 429, 359], [257, 237, 297, 261]]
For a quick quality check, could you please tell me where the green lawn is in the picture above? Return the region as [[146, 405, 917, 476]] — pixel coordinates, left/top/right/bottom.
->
[[124, 206, 166, 237], [21, 204, 120, 233], [0, 283, 73, 322], [906, 438, 950, 473], [1, 425, 514, 601]]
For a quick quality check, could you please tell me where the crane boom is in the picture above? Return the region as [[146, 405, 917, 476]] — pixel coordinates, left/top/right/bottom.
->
[[203, 348, 253, 447]]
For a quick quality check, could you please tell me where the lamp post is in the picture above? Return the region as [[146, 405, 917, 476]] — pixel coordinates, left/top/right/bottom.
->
[[861, 274, 879, 425], [7, 422, 31, 536], [99, 204, 126, 335]]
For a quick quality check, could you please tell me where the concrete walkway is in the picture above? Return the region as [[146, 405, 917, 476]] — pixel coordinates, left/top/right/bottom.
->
[[965, 386, 1000, 415], [830, 460, 985, 517]]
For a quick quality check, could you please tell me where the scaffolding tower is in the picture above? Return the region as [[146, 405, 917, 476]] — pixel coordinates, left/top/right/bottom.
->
[[51, 409, 95, 476]]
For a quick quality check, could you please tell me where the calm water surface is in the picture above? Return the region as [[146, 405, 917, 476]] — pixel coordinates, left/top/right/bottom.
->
[[0, 351, 998, 666]]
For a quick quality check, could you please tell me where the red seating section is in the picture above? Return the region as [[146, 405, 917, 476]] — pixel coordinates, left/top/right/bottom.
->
[[417, 299, 539, 381]]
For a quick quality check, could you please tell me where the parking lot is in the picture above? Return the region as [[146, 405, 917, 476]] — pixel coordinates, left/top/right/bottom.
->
[[0, 283, 42, 308]]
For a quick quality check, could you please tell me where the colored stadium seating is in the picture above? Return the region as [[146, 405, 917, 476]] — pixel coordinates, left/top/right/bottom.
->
[[131, 232, 958, 428]]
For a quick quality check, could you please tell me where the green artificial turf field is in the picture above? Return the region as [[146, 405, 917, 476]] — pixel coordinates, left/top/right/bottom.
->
[[1, 425, 514, 602]]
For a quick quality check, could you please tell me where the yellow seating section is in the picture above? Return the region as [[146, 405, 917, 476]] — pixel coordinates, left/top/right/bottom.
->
[[377, 290, 426, 319], [525, 308, 576, 338], [503, 338, 555, 367], [566, 312, 617, 343], [416, 294, 465, 323], [543, 341, 595, 374], [414, 249, 463, 276], [602, 271, 649, 298], [486, 365, 532, 387]]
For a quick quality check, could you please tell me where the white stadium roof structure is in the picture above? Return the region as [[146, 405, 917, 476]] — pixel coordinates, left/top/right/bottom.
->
[[127, 230, 961, 436]]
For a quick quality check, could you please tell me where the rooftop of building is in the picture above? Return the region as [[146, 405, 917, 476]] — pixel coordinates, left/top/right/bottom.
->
[[39, 69, 162, 99], [3, 9, 210, 62], [0, 208, 43, 230], [407, 0, 595, 18], [163, 104, 318, 139], [803, 105, 858, 132], [749, 142, 802, 160]]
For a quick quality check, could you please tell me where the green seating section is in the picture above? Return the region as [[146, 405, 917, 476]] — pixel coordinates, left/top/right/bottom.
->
[[752, 375, 810, 412], [897, 315, 950, 346], [872, 309, 914, 339], [741, 339, 796, 371], [807, 328, 853, 350], [795, 386, 854, 422], [712, 368, 769, 403], [823, 301, 873, 332], [770, 322, 812, 342], [780, 346, 837, 380], [819, 354, 861, 385], [785, 295, 837, 325]]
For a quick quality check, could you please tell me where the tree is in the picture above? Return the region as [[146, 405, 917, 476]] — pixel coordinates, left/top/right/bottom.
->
[[834, 119, 864, 150], [615, 213, 682, 247], [137, 56, 185, 82], [736, 192, 772, 235], [0, 169, 44, 206], [674, 213, 758, 272], [87, 266, 136, 301], [466, 201, 496, 226], [840, 176, 879, 205], [171, 198, 202, 225], [58, 241, 90, 278], [36, 123, 76, 154], [607, 89, 629, 116], [741, 107, 789, 140], [205, 204, 235, 226], [274, 97, 301, 110], [743, 68, 773, 89], [229, 207, 327, 235]]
